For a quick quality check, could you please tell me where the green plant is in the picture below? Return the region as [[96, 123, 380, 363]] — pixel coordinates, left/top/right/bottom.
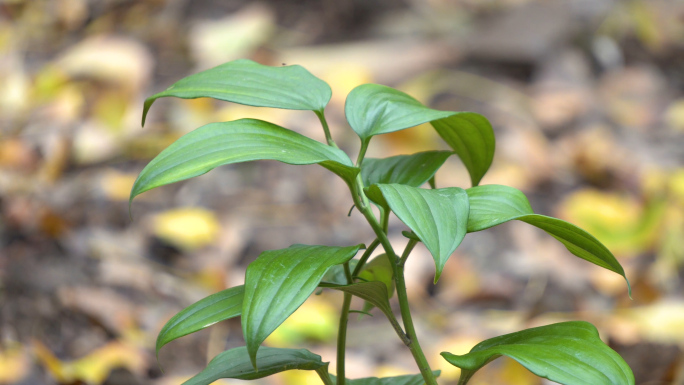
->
[[130, 59, 634, 385]]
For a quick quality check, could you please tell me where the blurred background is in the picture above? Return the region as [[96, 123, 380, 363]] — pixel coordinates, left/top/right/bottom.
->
[[1, 0, 684, 384]]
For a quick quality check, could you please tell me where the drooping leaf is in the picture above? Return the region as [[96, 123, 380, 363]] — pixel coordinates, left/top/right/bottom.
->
[[466, 184, 630, 294], [368, 184, 469, 282], [130, 119, 359, 203], [345, 84, 495, 186], [357, 254, 394, 298], [143, 59, 332, 125], [182, 346, 327, 385], [329, 371, 441, 385], [431, 113, 495, 186], [319, 282, 393, 320], [156, 286, 244, 357], [361, 151, 452, 188], [441, 321, 634, 385], [243, 244, 362, 368]]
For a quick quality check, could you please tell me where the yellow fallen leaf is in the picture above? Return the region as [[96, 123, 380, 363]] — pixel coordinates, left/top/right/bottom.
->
[[152, 208, 220, 250], [100, 170, 137, 201], [281, 370, 324, 385], [33, 340, 146, 385], [0, 345, 30, 384], [322, 62, 373, 106], [558, 189, 662, 257], [432, 336, 482, 381], [265, 295, 338, 347]]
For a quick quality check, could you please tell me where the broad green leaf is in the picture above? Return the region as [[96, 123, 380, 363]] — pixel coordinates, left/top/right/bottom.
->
[[329, 371, 441, 385], [243, 244, 362, 368], [441, 321, 634, 385], [156, 286, 243, 357], [361, 151, 452, 188], [432, 113, 495, 186], [319, 282, 393, 320], [345, 84, 452, 141], [130, 119, 359, 202], [143, 59, 332, 125], [345, 84, 495, 186], [466, 184, 630, 294], [370, 184, 469, 282], [182, 346, 327, 385], [358, 254, 394, 297]]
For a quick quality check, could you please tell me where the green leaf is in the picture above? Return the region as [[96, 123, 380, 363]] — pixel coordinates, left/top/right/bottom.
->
[[466, 184, 631, 294], [130, 119, 359, 203], [156, 285, 243, 358], [369, 184, 469, 282], [345, 84, 495, 186], [182, 346, 327, 385], [361, 151, 452, 188], [319, 282, 393, 320], [345, 84, 453, 141], [329, 371, 441, 385], [358, 254, 394, 298], [143, 59, 332, 126], [243, 244, 362, 368], [321, 260, 359, 286], [431, 113, 495, 186], [441, 321, 634, 385]]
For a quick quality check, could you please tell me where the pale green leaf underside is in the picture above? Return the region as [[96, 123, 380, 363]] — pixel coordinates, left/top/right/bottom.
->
[[130, 119, 358, 202], [243, 244, 362, 368], [361, 151, 452, 188], [371, 184, 469, 282], [329, 371, 441, 385], [319, 281, 393, 321], [182, 346, 326, 385], [466, 185, 630, 294], [156, 285, 244, 357], [143, 59, 332, 125], [345, 84, 495, 186], [441, 321, 634, 385]]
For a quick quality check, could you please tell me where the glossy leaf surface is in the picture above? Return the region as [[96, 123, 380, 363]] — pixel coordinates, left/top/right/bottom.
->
[[441, 321, 634, 385], [329, 371, 441, 385], [182, 346, 326, 385], [243, 244, 362, 368], [143, 59, 332, 125], [345, 84, 494, 186], [370, 184, 469, 282], [361, 151, 452, 188], [466, 185, 630, 293], [130, 119, 358, 202], [156, 285, 244, 357]]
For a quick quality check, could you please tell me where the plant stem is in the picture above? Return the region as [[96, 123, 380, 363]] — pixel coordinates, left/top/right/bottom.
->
[[349, 180, 438, 385], [316, 366, 335, 385], [356, 139, 370, 167], [399, 239, 418, 267], [336, 261, 355, 385], [315, 110, 339, 148], [352, 238, 380, 277], [336, 292, 352, 385]]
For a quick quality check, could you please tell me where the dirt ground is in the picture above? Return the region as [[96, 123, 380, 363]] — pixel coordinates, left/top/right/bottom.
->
[[1, 0, 684, 384]]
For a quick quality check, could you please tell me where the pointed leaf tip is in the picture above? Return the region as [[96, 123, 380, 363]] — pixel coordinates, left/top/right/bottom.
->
[[442, 322, 634, 385], [242, 244, 362, 368]]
